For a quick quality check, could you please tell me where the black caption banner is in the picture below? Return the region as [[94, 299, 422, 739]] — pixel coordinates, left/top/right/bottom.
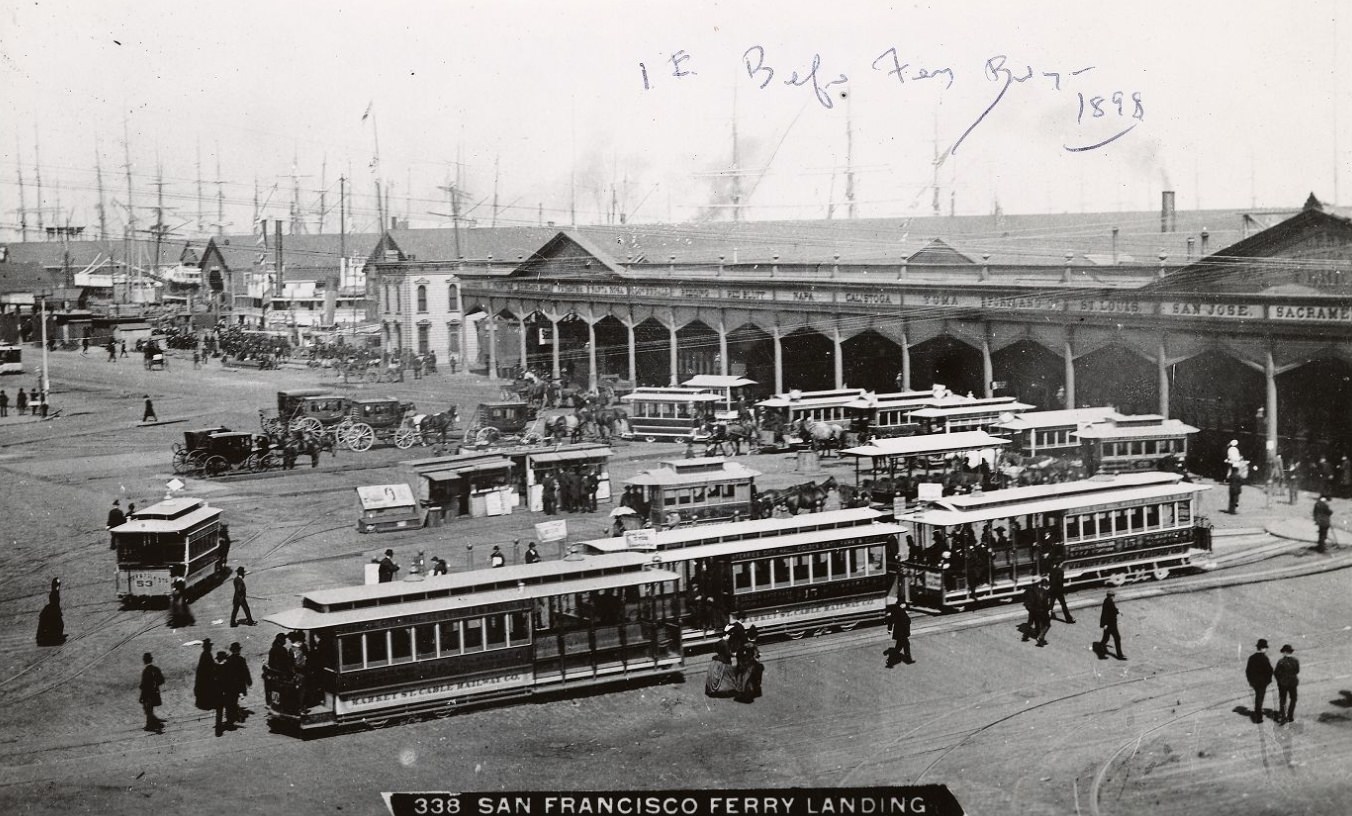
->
[[383, 788, 963, 816]]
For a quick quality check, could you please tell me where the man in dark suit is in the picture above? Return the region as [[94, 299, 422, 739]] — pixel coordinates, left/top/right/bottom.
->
[[1246, 639, 1274, 723], [886, 601, 912, 666], [1275, 644, 1300, 724], [1049, 562, 1074, 623], [1097, 591, 1124, 659], [378, 549, 400, 582]]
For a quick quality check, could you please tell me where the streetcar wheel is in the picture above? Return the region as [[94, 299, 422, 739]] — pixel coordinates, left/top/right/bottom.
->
[[1106, 573, 1128, 587], [394, 428, 417, 449], [787, 629, 806, 640], [205, 455, 230, 477], [347, 423, 375, 452], [1153, 567, 1170, 581]]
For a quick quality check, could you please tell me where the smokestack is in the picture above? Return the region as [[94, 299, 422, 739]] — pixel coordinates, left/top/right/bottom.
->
[[1111, 227, 1119, 265], [1186, 237, 1194, 261], [1200, 228, 1210, 256], [1161, 191, 1176, 233]]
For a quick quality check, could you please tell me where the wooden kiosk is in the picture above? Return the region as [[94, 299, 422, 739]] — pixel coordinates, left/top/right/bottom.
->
[[355, 484, 423, 533]]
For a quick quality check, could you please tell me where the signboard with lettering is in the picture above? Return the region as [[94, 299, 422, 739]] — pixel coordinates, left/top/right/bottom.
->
[[534, 519, 568, 542], [909, 293, 981, 308], [740, 595, 884, 628], [623, 528, 657, 551], [1268, 304, 1352, 323], [340, 671, 531, 713], [356, 484, 416, 511], [1160, 301, 1261, 319], [1068, 298, 1147, 315]]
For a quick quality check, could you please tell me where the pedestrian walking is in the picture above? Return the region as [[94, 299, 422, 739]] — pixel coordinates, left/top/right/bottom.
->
[[542, 476, 558, 515], [1246, 639, 1274, 723], [0, 389, 8, 417], [120, 340, 128, 357], [1287, 458, 1302, 504], [524, 542, 542, 564], [489, 545, 506, 568], [1275, 644, 1300, 724], [230, 567, 256, 626], [1031, 577, 1053, 646], [1096, 590, 1125, 660], [81, 337, 89, 356], [1318, 456, 1336, 497], [38, 391, 47, 418], [168, 578, 194, 628], [142, 395, 157, 423], [139, 652, 165, 732], [211, 650, 232, 736], [1313, 494, 1333, 553], [194, 639, 217, 710], [885, 601, 912, 666], [431, 556, 448, 575], [378, 549, 400, 582], [192, 349, 200, 369], [36, 577, 66, 646], [225, 642, 252, 724], [16, 388, 27, 416], [584, 470, 599, 512], [1049, 562, 1074, 623], [107, 340, 117, 362]]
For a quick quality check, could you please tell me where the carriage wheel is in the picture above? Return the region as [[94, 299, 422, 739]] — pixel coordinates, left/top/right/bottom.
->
[[204, 455, 230, 477], [347, 423, 375, 452], [295, 417, 322, 434], [394, 427, 418, 449], [172, 449, 192, 474]]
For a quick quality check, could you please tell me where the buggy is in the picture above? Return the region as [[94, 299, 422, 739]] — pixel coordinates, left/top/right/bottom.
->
[[173, 428, 281, 476], [262, 390, 352, 439], [343, 397, 419, 451]]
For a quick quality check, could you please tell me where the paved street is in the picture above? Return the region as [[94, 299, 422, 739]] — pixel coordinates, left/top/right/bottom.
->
[[1, 349, 1350, 816]]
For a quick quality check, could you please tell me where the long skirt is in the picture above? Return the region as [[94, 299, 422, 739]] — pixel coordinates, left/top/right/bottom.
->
[[704, 658, 738, 697], [36, 603, 65, 646]]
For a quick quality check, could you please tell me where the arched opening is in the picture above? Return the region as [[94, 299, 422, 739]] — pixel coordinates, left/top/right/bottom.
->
[[728, 324, 773, 397], [1075, 344, 1156, 414], [593, 316, 630, 381], [993, 340, 1064, 408], [781, 328, 835, 392], [634, 318, 672, 386], [1277, 358, 1352, 482], [1170, 350, 1263, 478], [908, 335, 982, 396], [677, 320, 719, 381], [843, 330, 902, 393]]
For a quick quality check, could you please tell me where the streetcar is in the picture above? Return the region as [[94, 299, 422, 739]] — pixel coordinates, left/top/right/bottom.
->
[[906, 396, 1035, 434], [0, 344, 22, 375], [625, 456, 760, 528], [842, 388, 949, 438], [988, 406, 1122, 457], [261, 568, 684, 732], [893, 472, 1213, 613], [1075, 415, 1200, 475], [619, 387, 724, 441], [112, 497, 227, 604], [680, 374, 758, 413]]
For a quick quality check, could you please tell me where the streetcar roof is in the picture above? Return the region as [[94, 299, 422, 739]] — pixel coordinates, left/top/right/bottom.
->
[[586, 520, 906, 555], [842, 390, 939, 409], [681, 375, 757, 389], [1075, 420, 1200, 439], [842, 431, 1011, 459], [898, 480, 1209, 526], [907, 401, 1035, 419], [756, 388, 866, 408], [620, 388, 722, 403], [990, 406, 1123, 431], [581, 507, 886, 550], [267, 569, 682, 630], [529, 447, 613, 464], [113, 505, 221, 533], [626, 459, 762, 486]]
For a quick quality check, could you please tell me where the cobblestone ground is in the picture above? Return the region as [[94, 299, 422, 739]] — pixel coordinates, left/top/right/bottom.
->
[[1, 349, 1349, 816]]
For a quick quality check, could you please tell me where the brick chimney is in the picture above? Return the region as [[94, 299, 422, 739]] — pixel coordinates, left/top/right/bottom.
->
[[1161, 191, 1176, 233]]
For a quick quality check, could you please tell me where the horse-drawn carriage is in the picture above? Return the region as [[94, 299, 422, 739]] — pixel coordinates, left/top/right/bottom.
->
[[261, 390, 353, 440], [462, 400, 539, 446], [172, 427, 281, 476], [343, 397, 419, 452]]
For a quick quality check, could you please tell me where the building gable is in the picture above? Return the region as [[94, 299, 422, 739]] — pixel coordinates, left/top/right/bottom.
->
[[1147, 204, 1352, 297], [906, 238, 974, 266], [511, 231, 626, 279]]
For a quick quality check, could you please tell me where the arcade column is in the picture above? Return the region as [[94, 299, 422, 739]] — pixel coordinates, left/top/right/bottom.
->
[[668, 323, 679, 386], [772, 327, 784, 394], [1265, 348, 1278, 453], [1063, 337, 1076, 408], [626, 321, 637, 384], [587, 318, 598, 392], [1157, 339, 1169, 418], [550, 317, 561, 380], [832, 326, 844, 389], [981, 333, 994, 398], [518, 317, 528, 374], [900, 330, 911, 391], [718, 321, 729, 378], [486, 317, 498, 380]]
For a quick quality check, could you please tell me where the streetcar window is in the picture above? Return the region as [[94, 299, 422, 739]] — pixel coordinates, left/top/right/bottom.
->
[[810, 550, 831, 583], [733, 562, 752, 593], [752, 558, 771, 590], [485, 615, 507, 649], [664, 493, 677, 507], [1082, 514, 1098, 538], [792, 554, 812, 584], [1161, 503, 1177, 527], [365, 632, 390, 668], [771, 557, 790, 587], [868, 546, 885, 572], [508, 610, 531, 646], [463, 618, 484, 652], [340, 636, 363, 671], [1112, 509, 1129, 535], [830, 549, 848, 578], [390, 627, 413, 665], [1066, 515, 1081, 542], [1129, 506, 1145, 531], [848, 547, 870, 579], [415, 624, 437, 660], [1177, 502, 1192, 524], [438, 621, 461, 654], [692, 487, 705, 504], [1145, 504, 1161, 529]]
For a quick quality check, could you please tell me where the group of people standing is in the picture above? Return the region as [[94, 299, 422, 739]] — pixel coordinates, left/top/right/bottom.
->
[[0, 387, 47, 418], [704, 619, 764, 704], [541, 467, 600, 515], [1246, 639, 1301, 724], [137, 639, 253, 736]]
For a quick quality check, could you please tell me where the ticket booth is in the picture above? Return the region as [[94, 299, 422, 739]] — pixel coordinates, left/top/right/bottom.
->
[[404, 454, 517, 520], [355, 484, 422, 533], [524, 444, 614, 512]]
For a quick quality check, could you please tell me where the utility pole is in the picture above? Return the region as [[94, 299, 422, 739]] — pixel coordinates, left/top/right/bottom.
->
[[931, 111, 941, 217], [16, 136, 28, 242], [151, 163, 167, 288], [289, 152, 308, 235], [317, 155, 328, 233], [328, 175, 344, 328], [34, 127, 45, 234], [95, 143, 108, 241], [275, 219, 285, 335], [214, 149, 226, 236]]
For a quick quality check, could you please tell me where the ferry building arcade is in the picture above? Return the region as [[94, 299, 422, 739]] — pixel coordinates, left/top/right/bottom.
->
[[376, 199, 1352, 478]]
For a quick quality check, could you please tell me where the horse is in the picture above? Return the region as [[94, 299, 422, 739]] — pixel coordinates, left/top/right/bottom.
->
[[417, 406, 459, 446], [550, 414, 583, 443], [797, 417, 847, 454], [592, 407, 628, 440]]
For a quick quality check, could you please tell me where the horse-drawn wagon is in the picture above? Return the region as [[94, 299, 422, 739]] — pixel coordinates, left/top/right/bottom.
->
[[172, 428, 280, 476], [343, 397, 419, 451]]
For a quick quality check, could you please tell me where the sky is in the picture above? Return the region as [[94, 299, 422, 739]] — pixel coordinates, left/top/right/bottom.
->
[[0, 0, 1348, 241]]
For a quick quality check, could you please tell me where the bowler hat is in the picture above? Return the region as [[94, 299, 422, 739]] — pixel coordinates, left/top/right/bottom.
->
[[1257, 639, 1269, 650], [385, 549, 394, 556], [1280, 644, 1294, 654]]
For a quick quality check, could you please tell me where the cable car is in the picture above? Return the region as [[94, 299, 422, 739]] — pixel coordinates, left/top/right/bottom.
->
[[113, 497, 227, 604]]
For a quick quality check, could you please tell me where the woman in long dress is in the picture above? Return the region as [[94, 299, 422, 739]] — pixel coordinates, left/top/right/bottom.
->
[[36, 577, 66, 646], [704, 634, 738, 697]]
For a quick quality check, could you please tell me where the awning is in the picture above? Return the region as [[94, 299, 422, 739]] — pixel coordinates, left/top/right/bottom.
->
[[531, 448, 613, 464], [424, 471, 461, 483], [842, 431, 1011, 460]]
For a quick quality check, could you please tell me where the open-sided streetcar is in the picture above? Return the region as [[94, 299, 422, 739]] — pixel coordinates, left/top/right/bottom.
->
[[113, 497, 227, 604], [261, 569, 684, 733], [893, 472, 1213, 613]]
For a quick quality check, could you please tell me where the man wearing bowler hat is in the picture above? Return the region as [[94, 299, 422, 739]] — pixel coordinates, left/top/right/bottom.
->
[[1275, 644, 1300, 724], [1246, 639, 1274, 723]]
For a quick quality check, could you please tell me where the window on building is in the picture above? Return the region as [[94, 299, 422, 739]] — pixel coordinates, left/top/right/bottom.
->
[[417, 285, 427, 313], [449, 284, 457, 312], [418, 324, 430, 354]]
